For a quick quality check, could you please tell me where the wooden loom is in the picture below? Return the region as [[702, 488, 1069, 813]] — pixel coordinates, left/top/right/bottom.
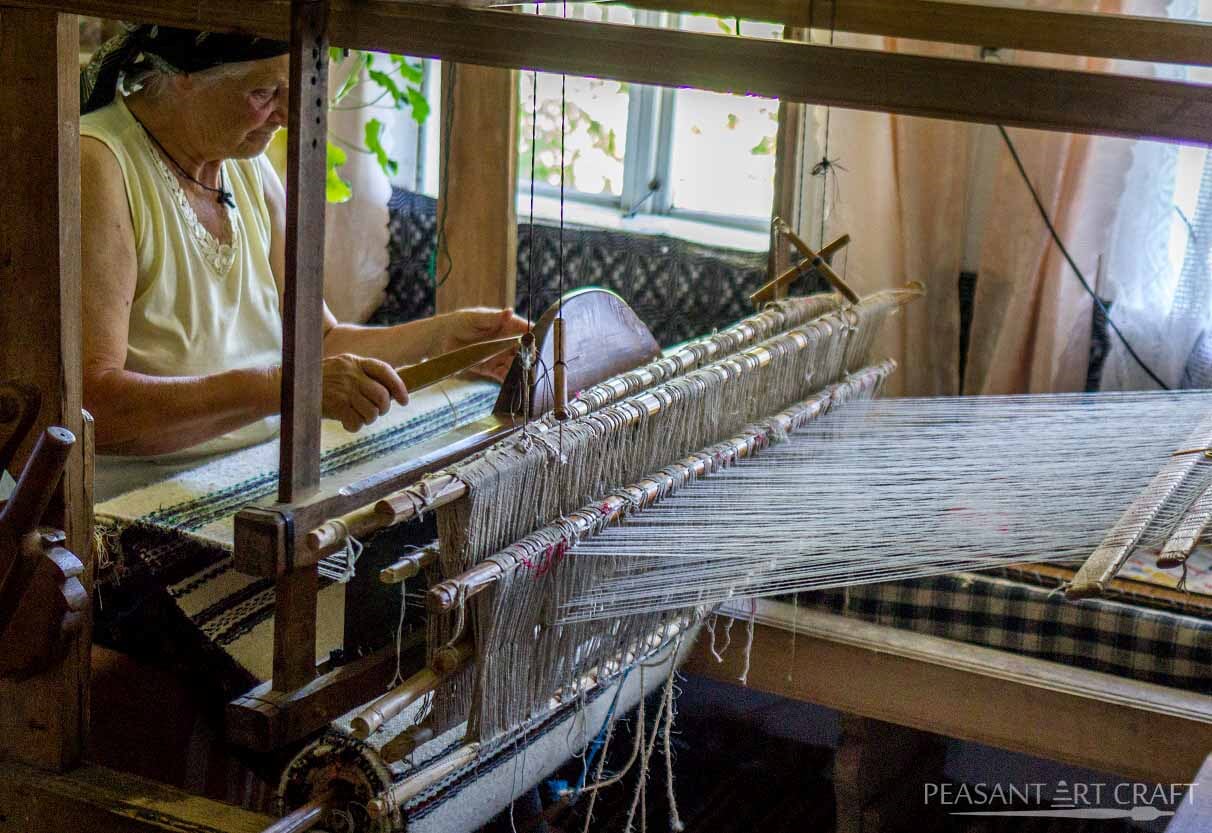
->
[[2, 2, 1212, 832]]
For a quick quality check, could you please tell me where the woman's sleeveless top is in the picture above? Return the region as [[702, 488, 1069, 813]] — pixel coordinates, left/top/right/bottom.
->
[[81, 95, 283, 470]]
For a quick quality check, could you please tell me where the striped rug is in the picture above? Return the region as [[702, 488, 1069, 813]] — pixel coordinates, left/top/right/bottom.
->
[[95, 379, 499, 688]]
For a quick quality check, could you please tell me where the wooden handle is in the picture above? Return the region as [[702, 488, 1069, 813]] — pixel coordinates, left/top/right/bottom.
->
[[0, 426, 74, 539], [350, 641, 471, 739], [382, 720, 437, 763], [379, 546, 438, 584], [396, 336, 521, 392], [552, 317, 568, 420], [350, 667, 440, 739]]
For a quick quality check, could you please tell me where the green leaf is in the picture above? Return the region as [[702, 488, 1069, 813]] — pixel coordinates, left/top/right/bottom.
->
[[405, 86, 430, 124], [750, 135, 776, 155], [364, 118, 399, 177], [726, 113, 739, 130], [368, 68, 406, 109], [326, 141, 352, 203], [390, 54, 425, 85], [328, 46, 348, 64]]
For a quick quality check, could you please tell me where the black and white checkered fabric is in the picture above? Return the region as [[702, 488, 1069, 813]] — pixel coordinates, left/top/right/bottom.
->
[[790, 571, 1212, 694]]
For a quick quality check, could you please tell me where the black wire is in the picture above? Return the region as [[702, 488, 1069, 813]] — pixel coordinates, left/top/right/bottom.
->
[[996, 124, 1170, 391]]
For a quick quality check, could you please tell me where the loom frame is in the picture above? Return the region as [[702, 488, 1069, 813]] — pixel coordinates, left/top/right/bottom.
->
[[2, 0, 1212, 830]]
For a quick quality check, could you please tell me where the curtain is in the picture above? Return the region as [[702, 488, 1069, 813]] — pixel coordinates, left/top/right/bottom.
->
[[1100, 0, 1211, 391], [800, 38, 973, 398], [799, 0, 1174, 397]]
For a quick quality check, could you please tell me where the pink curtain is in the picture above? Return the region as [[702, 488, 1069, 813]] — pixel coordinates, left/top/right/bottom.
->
[[801, 1, 1148, 397]]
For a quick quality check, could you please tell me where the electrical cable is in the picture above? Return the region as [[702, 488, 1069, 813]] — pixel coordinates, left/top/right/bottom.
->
[[996, 124, 1170, 390]]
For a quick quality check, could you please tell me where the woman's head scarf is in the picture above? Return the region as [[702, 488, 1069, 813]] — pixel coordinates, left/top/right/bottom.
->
[[81, 24, 289, 115]]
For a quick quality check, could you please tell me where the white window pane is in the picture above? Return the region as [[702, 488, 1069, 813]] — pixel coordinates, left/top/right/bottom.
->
[[668, 89, 778, 218], [667, 14, 780, 219], [517, 3, 634, 198], [520, 72, 630, 197]]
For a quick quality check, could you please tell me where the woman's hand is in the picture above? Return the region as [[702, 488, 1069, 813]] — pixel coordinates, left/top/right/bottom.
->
[[321, 354, 409, 432], [432, 308, 532, 382]]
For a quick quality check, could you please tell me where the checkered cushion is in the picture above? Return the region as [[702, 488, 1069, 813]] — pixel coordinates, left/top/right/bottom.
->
[[790, 572, 1212, 694]]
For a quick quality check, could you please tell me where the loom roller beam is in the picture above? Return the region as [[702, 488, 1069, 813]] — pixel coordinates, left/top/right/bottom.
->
[[306, 285, 920, 559], [303, 290, 855, 556]]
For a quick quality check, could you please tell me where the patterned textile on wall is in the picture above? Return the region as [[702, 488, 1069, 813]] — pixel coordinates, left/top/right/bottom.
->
[[371, 188, 802, 346]]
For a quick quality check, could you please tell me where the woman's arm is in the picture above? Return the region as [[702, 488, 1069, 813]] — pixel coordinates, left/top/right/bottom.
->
[[259, 159, 528, 380], [83, 141, 408, 456], [82, 137, 284, 456]]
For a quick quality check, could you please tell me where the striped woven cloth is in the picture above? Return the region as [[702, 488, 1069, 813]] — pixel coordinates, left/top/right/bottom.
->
[[94, 379, 499, 692]]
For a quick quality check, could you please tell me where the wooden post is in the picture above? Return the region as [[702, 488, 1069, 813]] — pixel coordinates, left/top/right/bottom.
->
[[274, 0, 330, 693], [0, 7, 89, 772], [434, 61, 518, 314], [768, 27, 807, 281]]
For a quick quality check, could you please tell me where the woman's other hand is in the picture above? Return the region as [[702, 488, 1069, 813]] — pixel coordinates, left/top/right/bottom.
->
[[434, 308, 532, 382], [321, 354, 408, 432]]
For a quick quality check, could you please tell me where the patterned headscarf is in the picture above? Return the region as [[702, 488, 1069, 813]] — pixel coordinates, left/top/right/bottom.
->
[[81, 24, 289, 115]]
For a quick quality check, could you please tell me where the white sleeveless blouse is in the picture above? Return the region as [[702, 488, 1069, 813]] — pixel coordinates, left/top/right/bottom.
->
[[83, 95, 284, 496]]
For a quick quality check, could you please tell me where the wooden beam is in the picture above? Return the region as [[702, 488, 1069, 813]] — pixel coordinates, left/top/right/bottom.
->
[[8, 1, 1212, 146], [279, 0, 329, 503], [272, 0, 330, 695], [367, 6, 1212, 147], [767, 27, 806, 281], [687, 602, 1212, 785], [0, 7, 90, 773], [227, 647, 401, 751], [0, 762, 273, 833], [435, 62, 519, 314], [619, 0, 1212, 68]]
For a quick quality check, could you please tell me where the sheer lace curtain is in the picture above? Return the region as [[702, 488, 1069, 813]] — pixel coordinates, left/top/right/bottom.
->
[[1100, 0, 1212, 391]]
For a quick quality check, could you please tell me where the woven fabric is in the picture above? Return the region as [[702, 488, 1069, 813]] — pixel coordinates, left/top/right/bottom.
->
[[790, 570, 1212, 694], [94, 380, 499, 693]]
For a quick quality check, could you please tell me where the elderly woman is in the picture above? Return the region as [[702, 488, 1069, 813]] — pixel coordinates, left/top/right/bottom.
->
[[79, 26, 526, 495]]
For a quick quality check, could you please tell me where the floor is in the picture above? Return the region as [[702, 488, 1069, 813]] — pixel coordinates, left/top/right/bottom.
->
[[479, 675, 1146, 833]]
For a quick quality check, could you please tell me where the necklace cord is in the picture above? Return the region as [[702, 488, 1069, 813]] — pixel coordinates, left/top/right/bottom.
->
[[133, 111, 235, 209]]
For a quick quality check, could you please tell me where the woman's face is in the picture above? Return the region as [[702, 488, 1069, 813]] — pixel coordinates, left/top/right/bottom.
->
[[186, 55, 291, 159]]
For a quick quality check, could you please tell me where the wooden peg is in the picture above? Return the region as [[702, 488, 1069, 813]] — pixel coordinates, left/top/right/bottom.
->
[[379, 546, 438, 584], [553, 317, 568, 420], [520, 330, 536, 419], [382, 719, 437, 763]]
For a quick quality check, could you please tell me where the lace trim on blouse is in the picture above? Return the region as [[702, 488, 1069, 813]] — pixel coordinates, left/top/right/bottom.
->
[[137, 127, 240, 275]]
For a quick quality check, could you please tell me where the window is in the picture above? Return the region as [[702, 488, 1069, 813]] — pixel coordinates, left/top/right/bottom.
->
[[413, 9, 783, 242], [518, 11, 783, 233]]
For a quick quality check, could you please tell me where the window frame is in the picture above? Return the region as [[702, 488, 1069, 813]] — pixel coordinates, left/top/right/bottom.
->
[[415, 10, 781, 235]]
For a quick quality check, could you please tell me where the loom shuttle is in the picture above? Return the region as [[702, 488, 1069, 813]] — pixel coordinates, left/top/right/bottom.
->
[[396, 335, 522, 392]]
